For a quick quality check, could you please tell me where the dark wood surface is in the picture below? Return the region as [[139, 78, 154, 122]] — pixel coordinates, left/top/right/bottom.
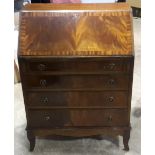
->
[[27, 109, 129, 127], [23, 74, 129, 90], [21, 58, 131, 73], [18, 3, 134, 152], [26, 91, 128, 108]]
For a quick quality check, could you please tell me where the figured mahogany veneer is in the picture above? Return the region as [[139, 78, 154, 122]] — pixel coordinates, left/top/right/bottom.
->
[[27, 109, 129, 128], [23, 74, 129, 90], [19, 3, 133, 56], [20, 58, 131, 73], [26, 91, 128, 108], [18, 3, 134, 152]]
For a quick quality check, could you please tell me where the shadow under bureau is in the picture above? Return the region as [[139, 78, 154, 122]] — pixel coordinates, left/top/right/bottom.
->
[[18, 3, 134, 151]]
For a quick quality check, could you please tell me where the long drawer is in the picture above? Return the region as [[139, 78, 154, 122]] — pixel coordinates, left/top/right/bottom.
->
[[20, 58, 131, 73], [23, 74, 129, 90], [26, 91, 128, 108], [27, 109, 129, 128]]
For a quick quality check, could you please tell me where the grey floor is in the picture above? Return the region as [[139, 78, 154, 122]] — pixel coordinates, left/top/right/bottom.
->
[[14, 18, 141, 155]]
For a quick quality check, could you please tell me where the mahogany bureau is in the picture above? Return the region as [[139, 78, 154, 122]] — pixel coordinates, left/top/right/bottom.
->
[[18, 3, 134, 152]]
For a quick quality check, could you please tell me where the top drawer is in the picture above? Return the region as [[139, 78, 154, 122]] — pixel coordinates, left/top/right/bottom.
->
[[19, 57, 132, 74]]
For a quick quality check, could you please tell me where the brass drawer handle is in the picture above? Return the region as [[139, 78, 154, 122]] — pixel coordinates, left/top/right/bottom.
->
[[45, 116, 50, 121], [103, 63, 116, 70], [109, 96, 114, 102], [40, 79, 47, 87], [38, 64, 46, 71], [41, 97, 49, 104], [109, 63, 115, 70], [107, 116, 112, 122], [108, 79, 115, 85]]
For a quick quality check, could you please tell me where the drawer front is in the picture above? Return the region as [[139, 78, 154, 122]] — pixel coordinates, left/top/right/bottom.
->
[[27, 109, 128, 128], [20, 59, 131, 73], [26, 91, 128, 108], [23, 75, 129, 90]]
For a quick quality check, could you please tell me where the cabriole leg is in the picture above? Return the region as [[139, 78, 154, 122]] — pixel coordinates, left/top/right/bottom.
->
[[27, 130, 35, 152], [123, 129, 130, 151]]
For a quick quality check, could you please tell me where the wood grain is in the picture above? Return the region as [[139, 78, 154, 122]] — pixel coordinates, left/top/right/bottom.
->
[[23, 3, 130, 11], [26, 91, 128, 108], [18, 3, 134, 151], [18, 3, 133, 56], [27, 109, 129, 128]]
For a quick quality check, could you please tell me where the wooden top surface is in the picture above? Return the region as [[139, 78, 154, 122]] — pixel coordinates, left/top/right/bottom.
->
[[23, 3, 130, 11], [18, 3, 134, 56]]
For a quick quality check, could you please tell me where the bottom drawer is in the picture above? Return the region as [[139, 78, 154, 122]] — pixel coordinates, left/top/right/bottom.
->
[[27, 109, 128, 128]]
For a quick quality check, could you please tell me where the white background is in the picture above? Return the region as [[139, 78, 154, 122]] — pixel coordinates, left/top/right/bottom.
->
[[0, 0, 14, 154]]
